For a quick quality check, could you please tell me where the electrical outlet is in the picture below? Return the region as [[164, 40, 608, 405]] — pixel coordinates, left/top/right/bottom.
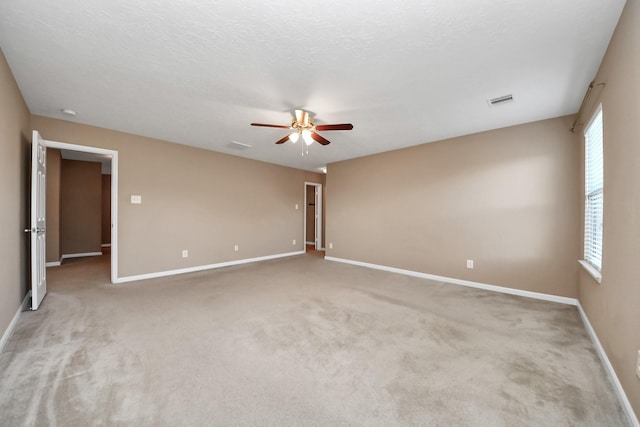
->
[[467, 259, 474, 269], [234, 244, 239, 252], [329, 243, 333, 249], [295, 204, 299, 210], [636, 350, 640, 380], [292, 239, 296, 245], [182, 250, 188, 258]]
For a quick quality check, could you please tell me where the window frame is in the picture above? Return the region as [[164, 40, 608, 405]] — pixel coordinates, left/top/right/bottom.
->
[[580, 104, 604, 283]]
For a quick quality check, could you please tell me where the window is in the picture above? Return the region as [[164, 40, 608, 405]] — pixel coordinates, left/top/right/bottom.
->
[[582, 105, 603, 279]]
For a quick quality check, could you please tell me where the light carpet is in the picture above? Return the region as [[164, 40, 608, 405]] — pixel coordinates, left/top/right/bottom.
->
[[0, 253, 628, 426]]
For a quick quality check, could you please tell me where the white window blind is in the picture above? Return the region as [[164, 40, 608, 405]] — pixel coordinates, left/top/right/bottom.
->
[[584, 106, 603, 271]]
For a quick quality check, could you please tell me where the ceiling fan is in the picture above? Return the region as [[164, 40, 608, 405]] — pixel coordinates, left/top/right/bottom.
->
[[251, 110, 353, 146]]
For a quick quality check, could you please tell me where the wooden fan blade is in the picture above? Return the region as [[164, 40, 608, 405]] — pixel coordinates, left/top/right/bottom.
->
[[310, 132, 331, 145], [315, 123, 353, 131], [251, 123, 291, 129], [275, 134, 291, 145]]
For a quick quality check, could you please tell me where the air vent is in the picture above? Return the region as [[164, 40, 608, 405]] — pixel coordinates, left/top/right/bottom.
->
[[488, 94, 514, 107], [227, 141, 252, 150]]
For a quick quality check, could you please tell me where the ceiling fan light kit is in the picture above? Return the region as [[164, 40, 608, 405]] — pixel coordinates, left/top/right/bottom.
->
[[251, 109, 353, 147]]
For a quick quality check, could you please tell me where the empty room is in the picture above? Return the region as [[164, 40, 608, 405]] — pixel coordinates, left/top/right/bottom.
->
[[1, 1, 639, 426]]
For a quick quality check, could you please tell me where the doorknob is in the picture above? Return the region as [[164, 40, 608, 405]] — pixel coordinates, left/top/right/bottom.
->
[[24, 228, 45, 233]]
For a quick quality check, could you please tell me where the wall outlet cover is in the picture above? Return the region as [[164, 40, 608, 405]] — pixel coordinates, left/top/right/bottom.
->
[[467, 259, 474, 269]]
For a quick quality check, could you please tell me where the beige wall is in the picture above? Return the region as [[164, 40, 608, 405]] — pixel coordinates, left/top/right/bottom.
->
[[576, 0, 640, 418], [60, 159, 102, 255], [0, 48, 30, 338], [102, 174, 111, 245], [46, 148, 61, 263], [327, 115, 580, 298], [31, 115, 322, 278]]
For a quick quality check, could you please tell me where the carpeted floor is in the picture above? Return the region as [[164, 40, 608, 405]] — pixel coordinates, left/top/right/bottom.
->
[[0, 253, 628, 426]]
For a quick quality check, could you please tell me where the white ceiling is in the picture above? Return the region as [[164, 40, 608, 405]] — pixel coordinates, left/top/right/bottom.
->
[[0, 0, 626, 173], [60, 150, 112, 174]]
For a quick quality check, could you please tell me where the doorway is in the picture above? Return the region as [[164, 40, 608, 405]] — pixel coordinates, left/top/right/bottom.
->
[[44, 140, 119, 283], [304, 182, 322, 252]]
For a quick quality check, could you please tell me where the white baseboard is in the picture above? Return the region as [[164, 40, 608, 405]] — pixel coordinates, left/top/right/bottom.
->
[[46, 252, 104, 268], [101, 243, 111, 248], [0, 293, 31, 353], [306, 241, 315, 245], [61, 252, 103, 260], [577, 303, 639, 427], [324, 256, 577, 306], [115, 251, 305, 284]]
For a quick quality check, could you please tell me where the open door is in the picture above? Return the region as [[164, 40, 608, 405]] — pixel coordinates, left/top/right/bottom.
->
[[304, 182, 323, 251], [314, 187, 322, 250], [29, 130, 47, 310]]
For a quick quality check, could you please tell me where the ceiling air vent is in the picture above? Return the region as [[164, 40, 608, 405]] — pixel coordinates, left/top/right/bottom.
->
[[488, 94, 514, 107]]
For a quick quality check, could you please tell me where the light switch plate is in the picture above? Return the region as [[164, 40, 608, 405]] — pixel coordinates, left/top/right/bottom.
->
[[131, 195, 142, 204]]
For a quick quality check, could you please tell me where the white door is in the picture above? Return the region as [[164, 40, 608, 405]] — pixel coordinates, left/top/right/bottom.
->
[[30, 130, 47, 310], [314, 185, 322, 250], [314, 188, 320, 249]]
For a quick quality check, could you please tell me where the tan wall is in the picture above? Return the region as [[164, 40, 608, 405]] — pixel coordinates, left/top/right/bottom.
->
[[30, 115, 322, 278], [46, 148, 62, 262], [60, 159, 102, 255], [576, 0, 640, 418], [102, 174, 111, 245], [327, 115, 580, 298], [0, 48, 30, 339]]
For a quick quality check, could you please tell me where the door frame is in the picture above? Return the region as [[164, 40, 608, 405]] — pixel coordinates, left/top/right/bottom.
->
[[44, 139, 119, 283], [304, 182, 322, 250]]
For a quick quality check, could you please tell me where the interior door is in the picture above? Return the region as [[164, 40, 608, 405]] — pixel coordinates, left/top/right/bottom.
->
[[314, 185, 322, 250], [29, 130, 47, 310]]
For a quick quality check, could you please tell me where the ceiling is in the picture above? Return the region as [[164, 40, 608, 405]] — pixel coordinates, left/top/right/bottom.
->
[[0, 1, 626, 173], [60, 150, 112, 174]]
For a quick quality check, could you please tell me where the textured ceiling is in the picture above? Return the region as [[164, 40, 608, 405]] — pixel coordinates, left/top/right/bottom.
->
[[0, 0, 626, 172]]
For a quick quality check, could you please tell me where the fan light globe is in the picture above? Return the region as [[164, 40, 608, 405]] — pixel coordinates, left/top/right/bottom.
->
[[302, 130, 313, 145], [289, 133, 299, 143]]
